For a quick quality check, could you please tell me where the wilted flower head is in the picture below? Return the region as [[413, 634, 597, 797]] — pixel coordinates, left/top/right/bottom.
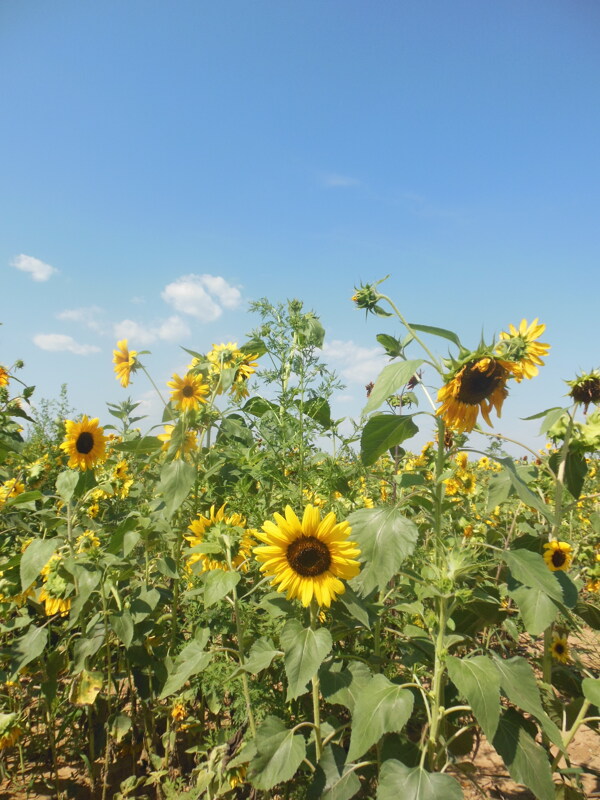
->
[[567, 370, 600, 413]]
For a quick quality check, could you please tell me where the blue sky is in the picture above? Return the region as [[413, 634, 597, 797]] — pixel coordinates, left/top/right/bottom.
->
[[1, 0, 599, 452]]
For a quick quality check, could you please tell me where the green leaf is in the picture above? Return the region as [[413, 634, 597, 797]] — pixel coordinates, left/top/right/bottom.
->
[[159, 629, 211, 699], [497, 457, 553, 522], [582, 677, 600, 706], [549, 450, 588, 500], [158, 459, 196, 518], [309, 743, 361, 800], [574, 601, 600, 630], [406, 322, 463, 349], [20, 538, 59, 592], [68, 563, 101, 621], [507, 584, 558, 636], [235, 637, 282, 676], [56, 469, 80, 503], [109, 713, 132, 743], [4, 490, 42, 508], [363, 360, 424, 416], [361, 414, 419, 466], [376, 333, 404, 358], [347, 674, 414, 761], [129, 587, 161, 623], [503, 550, 563, 602], [377, 760, 463, 800], [203, 570, 240, 607], [110, 611, 135, 648], [491, 653, 563, 749], [250, 715, 306, 791], [280, 619, 332, 701], [348, 507, 418, 595], [10, 624, 49, 679], [111, 436, 163, 454], [446, 655, 501, 741], [320, 660, 372, 713], [492, 709, 555, 800]]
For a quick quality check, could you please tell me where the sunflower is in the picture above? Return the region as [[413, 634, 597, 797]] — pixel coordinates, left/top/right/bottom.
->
[[60, 416, 107, 471], [550, 634, 570, 664], [543, 540, 573, 571], [0, 713, 23, 750], [254, 505, 361, 607], [112, 339, 138, 388], [185, 505, 254, 572], [567, 370, 600, 413], [207, 342, 243, 371], [0, 366, 8, 387], [157, 424, 198, 458], [167, 372, 209, 412], [497, 319, 550, 382], [39, 556, 71, 616], [436, 357, 513, 433]]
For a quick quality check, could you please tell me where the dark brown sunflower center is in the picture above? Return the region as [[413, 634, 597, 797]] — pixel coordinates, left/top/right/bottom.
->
[[554, 643, 565, 655], [457, 360, 508, 405], [287, 536, 331, 577], [182, 385, 195, 398], [551, 549, 567, 568], [76, 432, 94, 454]]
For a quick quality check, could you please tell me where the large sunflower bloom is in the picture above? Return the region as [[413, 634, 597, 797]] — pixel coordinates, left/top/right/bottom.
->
[[254, 505, 361, 607], [497, 319, 550, 382], [167, 372, 209, 412], [185, 505, 254, 572], [436, 357, 513, 433], [113, 339, 138, 388], [543, 540, 573, 571], [60, 416, 107, 470]]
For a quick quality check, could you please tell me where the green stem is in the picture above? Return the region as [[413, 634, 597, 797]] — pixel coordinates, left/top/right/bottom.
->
[[551, 699, 591, 770], [309, 600, 323, 762], [227, 545, 256, 738], [377, 293, 444, 374], [427, 595, 448, 770]]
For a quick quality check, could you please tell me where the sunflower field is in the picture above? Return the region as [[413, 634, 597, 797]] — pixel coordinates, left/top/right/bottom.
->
[[1, 283, 599, 800]]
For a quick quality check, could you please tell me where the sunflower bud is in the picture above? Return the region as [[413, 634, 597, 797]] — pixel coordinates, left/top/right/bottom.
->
[[567, 370, 600, 413], [351, 277, 391, 317]]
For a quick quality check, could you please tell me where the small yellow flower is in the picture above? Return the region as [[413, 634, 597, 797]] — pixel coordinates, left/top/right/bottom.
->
[[0, 366, 9, 387], [455, 452, 468, 470], [543, 541, 573, 572], [171, 702, 186, 722], [167, 373, 209, 412], [550, 634, 570, 663], [76, 530, 100, 551], [497, 318, 550, 382], [157, 425, 197, 458], [0, 713, 23, 750], [112, 339, 138, 388]]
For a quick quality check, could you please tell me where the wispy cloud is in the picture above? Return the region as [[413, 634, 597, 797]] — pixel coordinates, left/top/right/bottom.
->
[[113, 314, 190, 346], [33, 333, 100, 355], [161, 274, 242, 321], [322, 339, 386, 385], [321, 173, 361, 188], [57, 306, 105, 333], [11, 254, 58, 282]]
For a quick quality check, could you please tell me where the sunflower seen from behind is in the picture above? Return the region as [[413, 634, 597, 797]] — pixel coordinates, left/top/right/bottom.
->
[[254, 504, 361, 607], [112, 339, 138, 388], [496, 318, 550, 382], [60, 415, 107, 471]]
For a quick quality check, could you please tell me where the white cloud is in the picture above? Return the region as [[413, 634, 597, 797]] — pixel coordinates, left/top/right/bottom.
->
[[113, 315, 190, 345], [161, 274, 242, 321], [33, 333, 100, 355], [56, 306, 105, 333], [11, 254, 58, 282], [321, 173, 360, 188], [158, 315, 191, 342], [323, 339, 385, 385]]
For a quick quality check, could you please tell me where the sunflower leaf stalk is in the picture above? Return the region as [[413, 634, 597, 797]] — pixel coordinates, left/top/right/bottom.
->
[[309, 599, 324, 763]]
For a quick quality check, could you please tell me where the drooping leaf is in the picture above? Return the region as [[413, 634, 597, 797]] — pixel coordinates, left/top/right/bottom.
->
[[492, 709, 555, 800], [249, 715, 306, 791], [497, 457, 553, 522], [491, 654, 563, 749], [363, 360, 424, 416], [376, 333, 404, 359], [308, 743, 361, 800], [280, 619, 332, 701], [582, 677, 600, 706], [109, 713, 132, 743], [158, 459, 196, 518], [234, 637, 282, 676], [502, 550, 563, 602], [349, 507, 419, 595], [360, 414, 419, 466], [20, 538, 59, 592], [377, 760, 463, 800], [69, 669, 103, 705], [203, 570, 240, 607], [110, 611, 135, 648], [446, 655, 501, 741], [347, 674, 414, 761], [507, 584, 558, 636], [159, 629, 211, 699], [10, 625, 49, 679], [407, 322, 463, 349], [549, 450, 588, 500]]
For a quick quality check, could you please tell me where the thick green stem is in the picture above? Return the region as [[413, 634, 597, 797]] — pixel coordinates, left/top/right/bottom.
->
[[551, 699, 591, 770], [309, 600, 323, 762], [227, 542, 256, 738], [427, 595, 448, 770]]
